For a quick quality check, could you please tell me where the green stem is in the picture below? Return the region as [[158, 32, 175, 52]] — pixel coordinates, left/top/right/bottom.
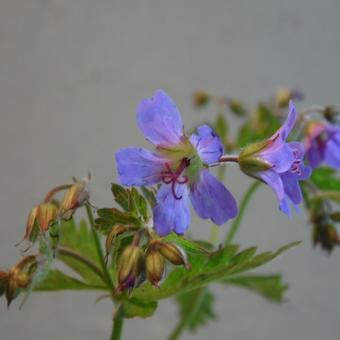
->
[[224, 181, 260, 246], [85, 203, 115, 291], [111, 306, 125, 340], [168, 288, 206, 340], [57, 246, 107, 283]]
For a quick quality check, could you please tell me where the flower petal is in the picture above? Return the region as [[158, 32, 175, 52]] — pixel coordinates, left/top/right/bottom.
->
[[153, 184, 190, 236], [259, 143, 294, 173], [280, 172, 303, 205], [258, 169, 285, 202], [324, 136, 340, 169], [306, 144, 323, 168], [136, 90, 184, 146], [277, 100, 298, 141], [115, 147, 166, 186], [189, 125, 224, 165], [189, 170, 238, 225], [288, 142, 305, 159]]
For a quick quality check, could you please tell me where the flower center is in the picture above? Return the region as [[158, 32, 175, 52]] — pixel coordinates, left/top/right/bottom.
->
[[291, 159, 302, 175], [161, 158, 190, 200]]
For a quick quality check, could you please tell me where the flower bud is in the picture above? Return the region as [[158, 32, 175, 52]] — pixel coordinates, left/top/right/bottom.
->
[[313, 223, 339, 253], [59, 175, 90, 220], [145, 248, 165, 287], [1, 255, 38, 307], [105, 224, 135, 263], [275, 87, 303, 107], [158, 242, 190, 269], [117, 245, 144, 292], [22, 203, 58, 244], [192, 90, 211, 108]]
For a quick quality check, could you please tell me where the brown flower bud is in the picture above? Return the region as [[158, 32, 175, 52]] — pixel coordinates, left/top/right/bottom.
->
[[22, 204, 58, 244], [158, 242, 190, 269], [275, 88, 304, 108], [313, 223, 340, 253], [59, 175, 90, 220], [117, 245, 144, 292], [105, 224, 135, 263], [145, 249, 165, 287], [1, 255, 38, 307], [192, 90, 211, 108]]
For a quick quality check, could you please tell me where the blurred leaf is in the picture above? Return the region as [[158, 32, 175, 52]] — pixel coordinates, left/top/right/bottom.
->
[[176, 287, 216, 332], [122, 299, 158, 318], [214, 113, 229, 146], [222, 274, 288, 302], [311, 167, 340, 191], [237, 104, 280, 147]]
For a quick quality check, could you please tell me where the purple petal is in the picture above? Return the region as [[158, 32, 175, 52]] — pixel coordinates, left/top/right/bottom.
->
[[277, 100, 298, 141], [306, 144, 323, 168], [189, 170, 238, 225], [115, 147, 166, 186], [324, 136, 340, 169], [280, 172, 303, 205], [153, 184, 190, 236], [189, 125, 224, 165], [259, 143, 294, 173], [258, 169, 285, 202], [136, 90, 184, 146], [279, 198, 292, 217], [288, 142, 305, 159]]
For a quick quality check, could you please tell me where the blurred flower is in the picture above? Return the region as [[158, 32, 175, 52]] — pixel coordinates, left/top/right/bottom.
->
[[313, 222, 339, 253], [59, 175, 90, 220], [304, 121, 340, 169], [115, 90, 237, 236], [239, 101, 311, 216], [0, 255, 38, 307], [192, 90, 211, 108], [275, 87, 304, 108]]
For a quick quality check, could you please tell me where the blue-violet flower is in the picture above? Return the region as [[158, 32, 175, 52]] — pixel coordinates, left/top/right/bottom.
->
[[239, 101, 311, 216], [115, 90, 238, 236]]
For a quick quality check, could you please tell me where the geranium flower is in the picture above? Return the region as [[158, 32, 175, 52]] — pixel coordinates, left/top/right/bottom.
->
[[304, 122, 340, 169], [115, 90, 237, 236], [239, 101, 311, 216]]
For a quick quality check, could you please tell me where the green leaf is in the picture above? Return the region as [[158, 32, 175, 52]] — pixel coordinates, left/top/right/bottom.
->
[[122, 299, 158, 318], [311, 167, 340, 191], [176, 287, 216, 332], [111, 183, 131, 211], [141, 187, 157, 208], [57, 219, 106, 288], [222, 274, 288, 302], [214, 114, 229, 146], [95, 208, 141, 234], [111, 183, 149, 221], [35, 270, 103, 291], [128, 241, 299, 303]]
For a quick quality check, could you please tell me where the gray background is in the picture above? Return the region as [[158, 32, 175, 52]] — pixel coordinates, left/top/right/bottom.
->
[[0, 0, 339, 339]]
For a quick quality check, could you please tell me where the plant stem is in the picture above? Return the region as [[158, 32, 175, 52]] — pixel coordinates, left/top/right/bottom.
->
[[57, 246, 107, 283], [44, 184, 73, 203], [111, 305, 125, 340], [224, 181, 260, 246], [85, 203, 115, 291]]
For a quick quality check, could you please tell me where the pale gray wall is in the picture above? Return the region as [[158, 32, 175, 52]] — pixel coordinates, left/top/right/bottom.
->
[[0, 1, 339, 339]]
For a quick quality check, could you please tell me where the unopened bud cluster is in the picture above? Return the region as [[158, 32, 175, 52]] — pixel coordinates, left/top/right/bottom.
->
[[109, 227, 190, 293], [22, 175, 90, 246]]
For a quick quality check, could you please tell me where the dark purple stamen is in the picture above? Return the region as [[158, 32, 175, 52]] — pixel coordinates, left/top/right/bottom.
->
[[161, 158, 190, 200]]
